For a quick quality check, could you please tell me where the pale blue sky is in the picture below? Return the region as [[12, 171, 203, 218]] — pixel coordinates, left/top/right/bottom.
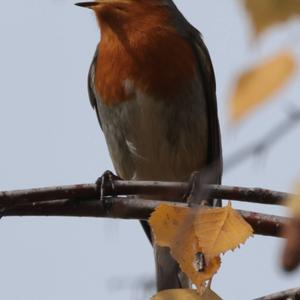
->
[[0, 1, 300, 299]]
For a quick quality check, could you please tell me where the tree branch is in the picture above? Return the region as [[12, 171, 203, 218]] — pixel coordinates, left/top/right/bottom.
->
[[254, 287, 300, 300], [225, 107, 300, 172], [0, 180, 291, 237], [0, 181, 291, 206], [2, 196, 287, 238]]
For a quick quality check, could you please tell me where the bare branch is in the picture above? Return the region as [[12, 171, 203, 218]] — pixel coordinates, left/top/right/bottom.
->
[[2, 197, 287, 238], [225, 108, 300, 172], [0, 181, 291, 206], [254, 287, 300, 300], [0, 180, 290, 237], [281, 217, 300, 271]]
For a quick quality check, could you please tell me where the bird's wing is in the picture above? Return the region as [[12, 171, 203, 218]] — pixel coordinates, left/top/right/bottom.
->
[[87, 46, 103, 129], [167, 0, 222, 182], [193, 35, 223, 182], [87, 46, 137, 180]]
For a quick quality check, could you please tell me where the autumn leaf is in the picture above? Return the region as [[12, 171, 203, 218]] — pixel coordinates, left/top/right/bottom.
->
[[194, 203, 253, 259], [148, 204, 189, 247], [171, 228, 221, 289], [149, 204, 221, 289], [151, 288, 222, 300], [151, 289, 201, 300], [201, 287, 222, 300], [243, 0, 300, 35], [149, 204, 253, 289], [230, 51, 296, 121]]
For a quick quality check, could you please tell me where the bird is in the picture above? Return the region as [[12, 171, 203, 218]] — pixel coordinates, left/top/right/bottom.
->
[[76, 0, 222, 291]]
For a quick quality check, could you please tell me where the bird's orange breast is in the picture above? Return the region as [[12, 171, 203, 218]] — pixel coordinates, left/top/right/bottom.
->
[[95, 9, 197, 105]]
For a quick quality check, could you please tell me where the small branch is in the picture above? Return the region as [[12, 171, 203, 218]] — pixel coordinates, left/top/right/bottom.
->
[[0, 180, 290, 237], [225, 108, 300, 172], [281, 217, 300, 271], [254, 287, 300, 300], [0, 181, 291, 206], [241, 210, 285, 237], [2, 197, 287, 238]]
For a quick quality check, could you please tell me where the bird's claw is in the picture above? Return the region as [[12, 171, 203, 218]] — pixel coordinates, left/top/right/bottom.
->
[[183, 171, 209, 207], [95, 170, 121, 202], [184, 170, 221, 207]]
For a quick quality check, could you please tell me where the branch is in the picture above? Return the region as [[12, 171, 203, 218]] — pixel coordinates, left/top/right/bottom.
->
[[254, 287, 300, 300], [0, 180, 291, 237], [281, 217, 300, 271], [0, 181, 291, 206], [225, 107, 300, 172], [2, 197, 287, 238]]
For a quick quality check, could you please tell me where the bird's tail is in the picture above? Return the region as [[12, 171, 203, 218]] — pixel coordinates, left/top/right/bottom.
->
[[154, 244, 191, 291], [140, 220, 190, 291]]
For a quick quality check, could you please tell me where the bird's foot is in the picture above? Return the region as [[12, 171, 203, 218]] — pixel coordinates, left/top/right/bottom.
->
[[95, 170, 121, 202], [183, 171, 210, 207]]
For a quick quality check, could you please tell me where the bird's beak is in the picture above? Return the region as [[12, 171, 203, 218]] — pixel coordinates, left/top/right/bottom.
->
[[75, 2, 100, 9]]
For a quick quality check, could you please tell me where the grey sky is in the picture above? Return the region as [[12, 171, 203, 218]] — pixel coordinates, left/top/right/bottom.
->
[[0, 1, 300, 299]]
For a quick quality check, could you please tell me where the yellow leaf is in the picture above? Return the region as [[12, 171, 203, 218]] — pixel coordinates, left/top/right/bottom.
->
[[149, 204, 253, 290], [171, 226, 221, 289], [151, 288, 222, 300], [201, 287, 222, 300], [194, 204, 253, 259], [149, 204, 189, 247], [230, 51, 296, 121], [149, 205, 221, 290], [244, 0, 300, 35], [151, 289, 201, 300]]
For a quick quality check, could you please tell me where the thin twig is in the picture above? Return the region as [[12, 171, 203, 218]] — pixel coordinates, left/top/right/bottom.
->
[[225, 108, 300, 172]]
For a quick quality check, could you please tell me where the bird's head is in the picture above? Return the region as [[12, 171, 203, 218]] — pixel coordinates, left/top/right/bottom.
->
[[75, 0, 174, 30], [75, 0, 133, 10]]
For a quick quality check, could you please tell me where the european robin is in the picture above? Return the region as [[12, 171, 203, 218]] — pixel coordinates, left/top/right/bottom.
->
[[76, 0, 222, 291]]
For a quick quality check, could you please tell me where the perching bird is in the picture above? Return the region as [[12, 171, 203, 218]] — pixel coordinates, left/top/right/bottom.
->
[[76, 0, 222, 291]]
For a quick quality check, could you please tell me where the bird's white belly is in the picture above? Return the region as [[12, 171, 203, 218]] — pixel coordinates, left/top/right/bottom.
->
[[98, 85, 208, 182]]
